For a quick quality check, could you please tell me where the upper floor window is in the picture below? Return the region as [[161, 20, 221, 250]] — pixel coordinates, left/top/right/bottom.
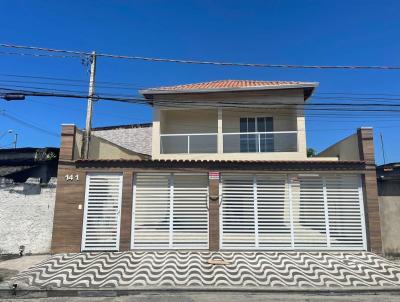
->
[[240, 117, 274, 152]]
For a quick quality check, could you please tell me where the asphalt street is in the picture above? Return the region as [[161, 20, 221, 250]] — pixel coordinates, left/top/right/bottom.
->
[[2, 292, 400, 302]]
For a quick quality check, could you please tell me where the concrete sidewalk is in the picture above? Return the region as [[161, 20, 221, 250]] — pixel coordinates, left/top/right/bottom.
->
[[0, 254, 50, 286], [8, 251, 400, 290], [2, 291, 400, 302]]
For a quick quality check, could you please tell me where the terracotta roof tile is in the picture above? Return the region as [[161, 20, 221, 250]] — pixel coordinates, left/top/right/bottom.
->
[[143, 80, 316, 92]]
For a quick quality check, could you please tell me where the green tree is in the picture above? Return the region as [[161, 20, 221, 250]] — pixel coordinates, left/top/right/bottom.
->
[[307, 148, 317, 157]]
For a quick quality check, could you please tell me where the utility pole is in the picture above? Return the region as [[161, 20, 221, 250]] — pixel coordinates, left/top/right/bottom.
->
[[13, 133, 18, 149], [82, 51, 97, 159], [380, 132, 386, 165]]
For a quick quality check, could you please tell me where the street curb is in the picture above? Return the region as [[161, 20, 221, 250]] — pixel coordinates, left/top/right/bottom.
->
[[2, 286, 400, 299]]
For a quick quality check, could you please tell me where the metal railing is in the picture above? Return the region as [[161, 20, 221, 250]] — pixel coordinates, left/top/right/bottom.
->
[[160, 131, 298, 154], [160, 133, 217, 154], [223, 131, 298, 153]]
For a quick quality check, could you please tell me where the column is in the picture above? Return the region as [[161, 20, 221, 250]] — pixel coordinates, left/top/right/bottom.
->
[[217, 108, 223, 154]]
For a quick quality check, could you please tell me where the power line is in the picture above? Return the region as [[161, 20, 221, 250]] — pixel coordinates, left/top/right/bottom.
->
[[27, 98, 400, 125], [3, 73, 400, 99], [5, 82, 400, 108], [0, 79, 144, 90], [318, 92, 400, 97], [0, 73, 145, 87], [1, 43, 400, 70], [0, 83, 144, 98], [1, 87, 400, 108], [3, 73, 400, 104], [5, 91, 400, 134], [312, 96, 400, 101], [0, 50, 81, 59], [28, 98, 400, 123], [0, 110, 59, 137], [5, 81, 400, 104], [6, 87, 400, 115], [0, 142, 14, 148], [4, 79, 400, 101], [27, 98, 151, 121]]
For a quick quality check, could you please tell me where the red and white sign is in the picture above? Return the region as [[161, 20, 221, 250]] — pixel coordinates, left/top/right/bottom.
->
[[209, 171, 220, 180]]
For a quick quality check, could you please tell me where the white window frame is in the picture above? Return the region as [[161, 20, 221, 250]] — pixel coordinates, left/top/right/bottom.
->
[[239, 116, 274, 153]]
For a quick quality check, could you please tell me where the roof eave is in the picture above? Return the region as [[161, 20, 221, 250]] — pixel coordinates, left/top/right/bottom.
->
[[74, 158, 366, 171], [140, 82, 319, 100]]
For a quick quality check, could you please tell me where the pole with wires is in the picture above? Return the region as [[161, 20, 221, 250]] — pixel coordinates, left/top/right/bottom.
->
[[82, 51, 96, 159], [13, 133, 18, 149], [380, 132, 387, 164]]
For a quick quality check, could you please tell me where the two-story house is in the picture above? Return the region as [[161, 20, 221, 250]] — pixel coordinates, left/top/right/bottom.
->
[[51, 80, 381, 254]]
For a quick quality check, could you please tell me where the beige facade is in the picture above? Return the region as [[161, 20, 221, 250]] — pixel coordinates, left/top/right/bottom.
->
[[73, 128, 147, 161], [51, 81, 383, 254], [317, 133, 361, 161], [152, 89, 322, 161]]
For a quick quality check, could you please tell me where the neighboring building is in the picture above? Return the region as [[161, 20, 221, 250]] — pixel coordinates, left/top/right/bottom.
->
[[377, 163, 400, 196], [0, 147, 58, 254], [0, 147, 59, 183], [377, 163, 400, 257], [51, 80, 381, 254]]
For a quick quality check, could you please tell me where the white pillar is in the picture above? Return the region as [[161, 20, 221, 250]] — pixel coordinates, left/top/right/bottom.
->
[[297, 108, 307, 158], [217, 107, 223, 154], [152, 107, 161, 159]]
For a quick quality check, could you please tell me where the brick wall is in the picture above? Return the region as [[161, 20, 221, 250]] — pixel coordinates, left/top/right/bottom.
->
[[357, 127, 382, 254]]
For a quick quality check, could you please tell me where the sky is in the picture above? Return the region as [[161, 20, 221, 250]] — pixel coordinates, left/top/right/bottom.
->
[[0, 0, 399, 164]]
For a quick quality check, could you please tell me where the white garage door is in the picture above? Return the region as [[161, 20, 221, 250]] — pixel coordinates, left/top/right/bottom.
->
[[81, 173, 123, 251], [132, 173, 209, 249], [220, 173, 366, 250]]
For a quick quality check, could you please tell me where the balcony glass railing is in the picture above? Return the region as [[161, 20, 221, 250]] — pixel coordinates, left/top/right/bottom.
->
[[160, 131, 298, 154], [223, 131, 298, 153], [160, 133, 217, 154]]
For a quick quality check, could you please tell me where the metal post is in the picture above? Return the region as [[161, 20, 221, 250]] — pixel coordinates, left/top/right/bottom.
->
[[13, 133, 18, 149], [380, 132, 386, 164], [253, 174, 259, 248], [82, 51, 97, 159]]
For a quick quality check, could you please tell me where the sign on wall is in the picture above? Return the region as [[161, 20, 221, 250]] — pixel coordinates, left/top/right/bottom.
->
[[209, 171, 220, 180]]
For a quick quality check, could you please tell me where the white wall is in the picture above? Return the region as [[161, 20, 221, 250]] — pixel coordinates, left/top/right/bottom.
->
[[0, 181, 56, 254]]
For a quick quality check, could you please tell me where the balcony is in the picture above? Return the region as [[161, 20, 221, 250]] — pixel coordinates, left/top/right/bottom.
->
[[160, 131, 298, 154], [224, 131, 297, 153], [160, 133, 217, 154]]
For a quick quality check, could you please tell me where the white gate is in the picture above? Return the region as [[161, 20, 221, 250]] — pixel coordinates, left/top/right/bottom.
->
[[220, 173, 366, 250], [132, 173, 209, 249], [81, 173, 123, 251]]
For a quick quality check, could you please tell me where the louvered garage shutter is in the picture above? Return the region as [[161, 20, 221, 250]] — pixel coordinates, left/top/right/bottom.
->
[[221, 173, 366, 250], [292, 175, 328, 248], [132, 173, 208, 249], [326, 175, 366, 249], [173, 174, 209, 248], [257, 174, 291, 248], [221, 174, 255, 248], [81, 173, 123, 251], [132, 173, 170, 248]]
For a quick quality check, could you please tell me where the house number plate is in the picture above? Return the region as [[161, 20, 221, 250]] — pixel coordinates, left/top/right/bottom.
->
[[65, 174, 79, 181]]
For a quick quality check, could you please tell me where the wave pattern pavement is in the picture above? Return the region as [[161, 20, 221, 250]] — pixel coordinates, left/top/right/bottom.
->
[[11, 251, 400, 289]]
